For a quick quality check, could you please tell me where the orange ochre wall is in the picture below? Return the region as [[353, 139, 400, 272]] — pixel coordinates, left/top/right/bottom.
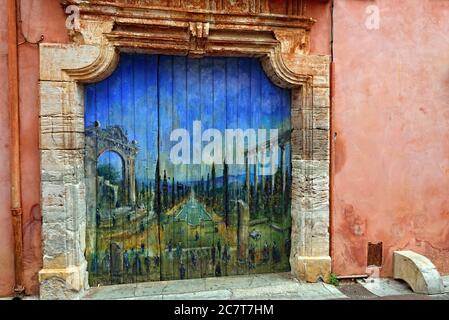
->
[[0, 0, 448, 296], [331, 0, 449, 277], [0, 0, 68, 296]]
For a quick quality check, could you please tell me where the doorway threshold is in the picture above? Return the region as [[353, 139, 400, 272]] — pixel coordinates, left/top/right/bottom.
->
[[83, 272, 345, 300]]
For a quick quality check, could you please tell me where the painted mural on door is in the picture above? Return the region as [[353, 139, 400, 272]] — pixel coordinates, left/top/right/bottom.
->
[[85, 54, 292, 285]]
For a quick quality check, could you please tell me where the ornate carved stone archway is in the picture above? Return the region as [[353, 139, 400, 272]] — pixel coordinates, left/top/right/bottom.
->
[[85, 124, 138, 210], [39, 0, 331, 299]]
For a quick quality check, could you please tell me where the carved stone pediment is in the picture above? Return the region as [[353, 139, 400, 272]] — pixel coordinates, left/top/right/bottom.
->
[[60, 0, 316, 87]]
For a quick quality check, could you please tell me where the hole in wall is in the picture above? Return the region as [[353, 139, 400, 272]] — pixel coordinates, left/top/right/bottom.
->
[[367, 242, 383, 267]]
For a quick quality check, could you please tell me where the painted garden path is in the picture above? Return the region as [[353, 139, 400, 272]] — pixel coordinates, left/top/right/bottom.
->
[[175, 193, 212, 226]]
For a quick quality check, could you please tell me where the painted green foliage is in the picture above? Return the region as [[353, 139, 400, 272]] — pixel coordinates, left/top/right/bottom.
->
[[85, 54, 292, 285]]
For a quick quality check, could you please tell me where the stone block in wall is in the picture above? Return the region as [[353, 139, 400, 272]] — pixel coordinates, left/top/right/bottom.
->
[[290, 159, 329, 259], [310, 237, 330, 257], [39, 261, 88, 300], [292, 160, 329, 207], [40, 116, 85, 136], [311, 129, 330, 160], [41, 149, 84, 183], [292, 160, 329, 192], [292, 129, 329, 161], [291, 129, 329, 161], [292, 106, 329, 131], [42, 218, 85, 270], [312, 107, 330, 131], [41, 182, 86, 227], [308, 210, 330, 257], [293, 193, 329, 213], [289, 210, 305, 259], [40, 81, 83, 117], [290, 84, 329, 161], [290, 208, 329, 258], [312, 75, 329, 88], [312, 87, 330, 108], [42, 222, 75, 268], [285, 53, 330, 79], [40, 44, 101, 82], [40, 130, 85, 150], [291, 256, 331, 283], [41, 181, 66, 208]]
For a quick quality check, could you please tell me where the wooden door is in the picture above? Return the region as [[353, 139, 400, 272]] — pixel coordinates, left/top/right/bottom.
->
[[85, 54, 292, 285]]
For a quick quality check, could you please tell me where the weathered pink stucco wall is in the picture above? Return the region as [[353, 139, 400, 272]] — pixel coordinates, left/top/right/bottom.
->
[[307, 0, 331, 55], [332, 0, 449, 277], [0, 0, 68, 296], [0, 0, 15, 297]]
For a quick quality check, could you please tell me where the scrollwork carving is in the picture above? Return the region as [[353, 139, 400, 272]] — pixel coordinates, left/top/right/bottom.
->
[[189, 22, 210, 57], [63, 45, 120, 83]]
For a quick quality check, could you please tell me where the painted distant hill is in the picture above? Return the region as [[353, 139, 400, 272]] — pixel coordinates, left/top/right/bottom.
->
[[135, 173, 276, 192]]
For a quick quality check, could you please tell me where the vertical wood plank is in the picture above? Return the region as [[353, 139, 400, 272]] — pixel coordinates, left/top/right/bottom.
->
[[173, 56, 187, 280], [158, 55, 173, 280], [200, 57, 215, 278], [249, 58, 260, 274], [95, 78, 109, 284], [212, 58, 226, 277], [186, 58, 201, 279], [133, 54, 147, 283], [238, 58, 251, 276], [146, 55, 160, 282], [226, 57, 239, 277]]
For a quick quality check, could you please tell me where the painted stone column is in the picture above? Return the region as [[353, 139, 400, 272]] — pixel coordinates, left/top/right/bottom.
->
[[237, 200, 250, 262], [128, 157, 136, 206]]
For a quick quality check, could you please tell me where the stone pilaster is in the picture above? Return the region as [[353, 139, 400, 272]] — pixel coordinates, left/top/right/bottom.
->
[[39, 42, 117, 299], [289, 54, 331, 282]]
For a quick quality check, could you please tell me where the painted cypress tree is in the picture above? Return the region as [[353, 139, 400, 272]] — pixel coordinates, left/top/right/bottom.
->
[[142, 181, 145, 204], [264, 175, 271, 217], [171, 176, 175, 208], [273, 166, 282, 217], [206, 173, 210, 202], [223, 160, 229, 227], [211, 163, 216, 205], [201, 176, 204, 195], [162, 170, 168, 210], [179, 183, 184, 199], [253, 163, 258, 218], [153, 159, 161, 221]]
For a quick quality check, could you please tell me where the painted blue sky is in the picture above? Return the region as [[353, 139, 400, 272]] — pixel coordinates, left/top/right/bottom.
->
[[86, 54, 291, 183]]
